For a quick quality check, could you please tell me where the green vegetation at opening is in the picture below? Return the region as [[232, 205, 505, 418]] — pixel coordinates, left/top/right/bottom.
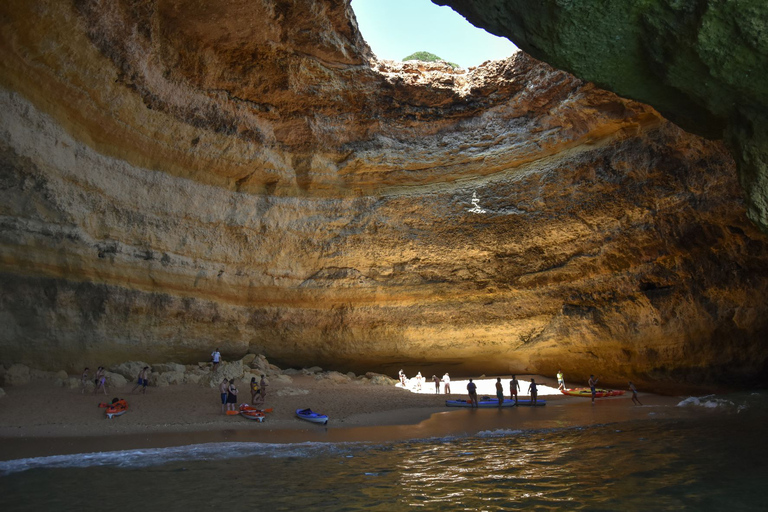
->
[[402, 51, 459, 69]]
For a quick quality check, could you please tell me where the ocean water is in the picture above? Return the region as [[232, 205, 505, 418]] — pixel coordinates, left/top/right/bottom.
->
[[1, 393, 766, 511]]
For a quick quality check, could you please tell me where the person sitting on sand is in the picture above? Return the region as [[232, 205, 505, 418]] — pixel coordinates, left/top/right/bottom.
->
[[80, 367, 90, 394], [433, 375, 440, 394], [259, 375, 268, 403], [528, 378, 538, 405], [443, 373, 451, 394], [495, 377, 504, 406], [94, 367, 107, 395], [131, 367, 149, 394], [219, 378, 229, 414], [226, 379, 238, 412], [467, 378, 478, 408], [629, 381, 642, 405], [510, 375, 520, 405], [589, 375, 599, 404], [557, 370, 565, 391]]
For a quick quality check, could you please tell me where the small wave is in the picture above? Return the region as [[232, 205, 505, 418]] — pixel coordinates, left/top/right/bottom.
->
[[677, 395, 737, 409], [476, 428, 525, 438], [0, 441, 348, 476]]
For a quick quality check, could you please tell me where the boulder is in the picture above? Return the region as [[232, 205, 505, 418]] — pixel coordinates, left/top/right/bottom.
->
[[109, 361, 150, 381], [316, 371, 351, 383], [154, 371, 185, 387], [184, 373, 202, 385], [105, 371, 128, 388], [4, 364, 30, 387], [241, 353, 257, 365], [152, 363, 186, 374], [304, 366, 323, 375], [365, 373, 398, 386], [206, 360, 245, 388], [271, 374, 293, 385], [56, 370, 68, 380]]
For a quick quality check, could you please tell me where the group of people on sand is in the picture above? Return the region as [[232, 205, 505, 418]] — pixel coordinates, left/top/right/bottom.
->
[[219, 375, 268, 413], [464, 375, 539, 408], [399, 370, 451, 394]]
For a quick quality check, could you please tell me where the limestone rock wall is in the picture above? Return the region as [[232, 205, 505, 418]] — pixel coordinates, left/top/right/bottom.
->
[[435, 0, 768, 236], [1, 0, 767, 392]]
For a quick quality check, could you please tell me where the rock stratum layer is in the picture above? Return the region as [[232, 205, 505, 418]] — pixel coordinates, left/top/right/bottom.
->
[[1, 0, 767, 393]]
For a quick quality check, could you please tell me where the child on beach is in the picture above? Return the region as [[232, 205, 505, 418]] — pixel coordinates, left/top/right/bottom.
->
[[80, 368, 90, 394], [94, 367, 107, 395], [259, 375, 268, 403]]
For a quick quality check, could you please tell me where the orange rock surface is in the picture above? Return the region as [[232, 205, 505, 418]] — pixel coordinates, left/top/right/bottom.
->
[[1, 0, 767, 392]]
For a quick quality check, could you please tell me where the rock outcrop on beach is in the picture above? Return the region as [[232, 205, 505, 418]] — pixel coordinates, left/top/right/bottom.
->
[[1, 0, 768, 393]]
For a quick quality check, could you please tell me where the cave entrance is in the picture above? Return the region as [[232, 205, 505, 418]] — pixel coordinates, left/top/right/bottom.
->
[[351, 0, 517, 68]]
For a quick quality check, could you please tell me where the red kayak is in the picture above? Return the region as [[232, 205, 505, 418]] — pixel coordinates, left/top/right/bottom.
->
[[561, 388, 625, 398]]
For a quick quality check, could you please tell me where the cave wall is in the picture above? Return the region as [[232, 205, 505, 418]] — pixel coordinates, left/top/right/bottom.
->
[[1, 0, 768, 392], [435, 0, 768, 236]]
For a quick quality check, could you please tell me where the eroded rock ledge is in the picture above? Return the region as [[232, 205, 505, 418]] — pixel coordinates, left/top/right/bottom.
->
[[1, 0, 767, 392]]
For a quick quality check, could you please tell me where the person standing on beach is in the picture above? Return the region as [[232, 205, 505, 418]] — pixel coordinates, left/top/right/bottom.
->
[[467, 378, 478, 408], [443, 373, 451, 394], [226, 379, 238, 412], [557, 370, 565, 391], [433, 375, 440, 394], [80, 368, 90, 394], [259, 375, 268, 403], [495, 377, 504, 407], [94, 367, 107, 395], [399, 369, 406, 386], [219, 378, 229, 414], [131, 367, 149, 394], [629, 381, 642, 405], [250, 377, 260, 405], [415, 372, 423, 391], [211, 348, 221, 371], [528, 378, 538, 406], [509, 375, 520, 405], [589, 375, 599, 404]]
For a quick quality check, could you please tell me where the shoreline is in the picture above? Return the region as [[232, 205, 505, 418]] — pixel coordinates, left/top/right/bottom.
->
[[0, 374, 690, 462]]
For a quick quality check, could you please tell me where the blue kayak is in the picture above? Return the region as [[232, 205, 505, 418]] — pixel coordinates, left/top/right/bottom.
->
[[446, 398, 546, 408], [296, 408, 328, 425]]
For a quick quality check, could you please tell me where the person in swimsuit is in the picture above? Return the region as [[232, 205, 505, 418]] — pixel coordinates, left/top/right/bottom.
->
[[433, 375, 440, 394], [495, 377, 504, 406], [80, 368, 90, 394], [94, 367, 107, 395], [219, 378, 229, 414], [226, 379, 238, 412], [528, 378, 538, 406], [467, 378, 478, 408], [557, 370, 565, 391], [629, 381, 642, 405], [250, 377, 260, 404], [259, 375, 268, 403], [589, 375, 599, 404], [131, 367, 149, 394], [442, 373, 451, 394], [509, 375, 520, 405]]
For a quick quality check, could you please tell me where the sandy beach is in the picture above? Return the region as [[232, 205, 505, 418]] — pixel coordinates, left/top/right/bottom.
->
[[0, 373, 685, 462]]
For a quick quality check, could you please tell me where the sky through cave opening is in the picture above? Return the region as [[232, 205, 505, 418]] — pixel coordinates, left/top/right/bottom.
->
[[351, 0, 518, 69]]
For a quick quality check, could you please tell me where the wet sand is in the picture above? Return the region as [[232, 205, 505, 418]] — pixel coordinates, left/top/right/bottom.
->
[[0, 375, 686, 461]]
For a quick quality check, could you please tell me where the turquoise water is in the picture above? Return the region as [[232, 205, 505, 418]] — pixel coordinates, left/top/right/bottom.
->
[[1, 393, 767, 511]]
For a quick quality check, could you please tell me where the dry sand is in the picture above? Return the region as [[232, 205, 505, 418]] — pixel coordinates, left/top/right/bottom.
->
[[0, 374, 686, 461]]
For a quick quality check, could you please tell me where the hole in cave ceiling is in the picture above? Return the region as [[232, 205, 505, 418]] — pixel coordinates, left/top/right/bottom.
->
[[351, 0, 518, 69]]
